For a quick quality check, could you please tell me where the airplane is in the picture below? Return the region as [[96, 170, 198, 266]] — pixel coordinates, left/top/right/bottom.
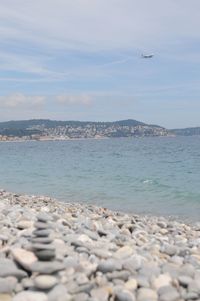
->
[[141, 53, 154, 59]]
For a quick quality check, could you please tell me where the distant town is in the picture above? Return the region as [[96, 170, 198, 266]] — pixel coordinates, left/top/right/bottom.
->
[[0, 119, 199, 142]]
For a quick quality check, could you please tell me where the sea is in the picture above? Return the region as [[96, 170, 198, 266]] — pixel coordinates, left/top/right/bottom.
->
[[0, 136, 200, 221]]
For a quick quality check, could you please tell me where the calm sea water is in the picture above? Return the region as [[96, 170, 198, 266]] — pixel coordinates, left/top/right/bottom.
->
[[0, 136, 200, 220]]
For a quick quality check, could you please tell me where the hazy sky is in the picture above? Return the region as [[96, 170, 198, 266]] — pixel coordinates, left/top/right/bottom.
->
[[0, 0, 200, 128]]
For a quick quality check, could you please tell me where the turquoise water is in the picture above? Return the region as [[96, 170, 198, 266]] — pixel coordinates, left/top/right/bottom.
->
[[0, 136, 200, 220]]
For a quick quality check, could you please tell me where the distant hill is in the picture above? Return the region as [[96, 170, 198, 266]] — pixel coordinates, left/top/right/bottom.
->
[[171, 127, 200, 136], [0, 119, 170, 140], [0, 119, 146, 129]]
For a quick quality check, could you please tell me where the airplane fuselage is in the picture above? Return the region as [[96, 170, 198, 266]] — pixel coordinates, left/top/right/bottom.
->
[[141, 54, 154, 58]]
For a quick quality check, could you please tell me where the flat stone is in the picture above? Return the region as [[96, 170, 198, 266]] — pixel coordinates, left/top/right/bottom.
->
[[139, 263, 160, 278], [98, 259, 122, 273], [35, 250, 55, 261], [30, 261, 65, 274], [125, 279, 138, 291], [0, 235, 8, 242], [91, 287, 109, 301], [123, 256, 143, 272], [33, 229, 52, 237], [63, 257, 79, 269], [91, 248, 112, 259], [152, 274, 172, 290], [34, 222, 50, 229], [0, 258, 27, 279], [157, 221, 167, 228], [162, 244, 177, 256], [107, 270, 130, 281], [34, 275, 58, 290], [179, 264, 195, 277], [11, 248, 37, 270], [159, 289, 180, 301], [48, 284, 72, 301], [136, 276, 150, 288], [0, 277, 17, 293], [77, 234, 93, 244], [68, 282, 95, 294], [114, 246, 133, 259], [37, 212, 52, 222], [162, 263, 180, 278], [178, 275, 192, 287], [13, 291, 48, 301], [158, 285, 180, 301], [115, 290, 136, 301], [31, 237, 53, 244], [17, 220, 33, 230], [31, 243, 55, 250], [137, 288, 158, 301]]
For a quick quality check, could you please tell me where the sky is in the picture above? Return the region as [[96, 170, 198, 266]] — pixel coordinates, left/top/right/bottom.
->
[[0, 0, 200, 128]]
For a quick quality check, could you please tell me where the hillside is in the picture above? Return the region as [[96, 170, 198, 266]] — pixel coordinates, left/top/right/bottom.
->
[[0, 119, 146, 129], [171, 127, 200, 136], [0, 119, 170, 141]]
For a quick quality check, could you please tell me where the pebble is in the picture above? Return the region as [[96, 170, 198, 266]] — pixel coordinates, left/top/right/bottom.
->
[[124, 279, 138, 291], [13, 291, 48, 301], [159, 289, 180, 301], [162, 244, 178, 256], [114, 246, 133, 259], [1, 189, 200, 301], [31, 243, 55, 250], [152, 274, 172, 290], [35, 249, 55, 261], [17, 220, 33, 230], [37, 212, 52, 222], [0, 277, 17, 293], [178, 275, 192, 287], [31, 237, 53, 244], [11, 248, 37, 270], [158, 285, 180, 301], [107, 270, 130, 281], [34, 275, 58, 289], [48, 284, 71, 301], [0, 258, 27, 279], [90, 287, 109, 301], [98, 259, 122, 273], [33, 229, 52, 237], [123, 256, 143, 272], [137, 288, 158, 301], [30, 261, 65, 274], [115, 289, 136, 301]]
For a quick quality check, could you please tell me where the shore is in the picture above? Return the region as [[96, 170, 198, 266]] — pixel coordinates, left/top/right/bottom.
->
[[1, 190, 200, 301]]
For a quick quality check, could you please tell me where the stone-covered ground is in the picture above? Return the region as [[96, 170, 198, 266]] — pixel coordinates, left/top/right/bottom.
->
[[1, 189, 200, 301]]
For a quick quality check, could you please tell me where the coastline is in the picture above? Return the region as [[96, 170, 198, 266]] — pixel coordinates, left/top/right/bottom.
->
[[0, 137, 109, 143], [0, 135, 175, 143], [1, 189, 200, 300]]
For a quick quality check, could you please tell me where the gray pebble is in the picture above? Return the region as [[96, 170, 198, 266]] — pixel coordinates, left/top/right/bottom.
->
[[0, 277, 17, 293]]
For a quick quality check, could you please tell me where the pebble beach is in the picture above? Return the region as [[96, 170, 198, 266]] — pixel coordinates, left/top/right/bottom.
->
[[1, 189, 200, 301]]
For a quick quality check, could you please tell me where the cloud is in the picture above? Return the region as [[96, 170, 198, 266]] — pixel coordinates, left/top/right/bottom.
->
[[56, 94, 92, 106], [0, 93, 46, 109], [1, 0, 200, 82], [1, 0, 200, 52]]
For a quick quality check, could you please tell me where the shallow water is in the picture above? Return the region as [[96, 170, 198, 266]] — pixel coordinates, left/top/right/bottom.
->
[[0, 136, 200, 220]]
